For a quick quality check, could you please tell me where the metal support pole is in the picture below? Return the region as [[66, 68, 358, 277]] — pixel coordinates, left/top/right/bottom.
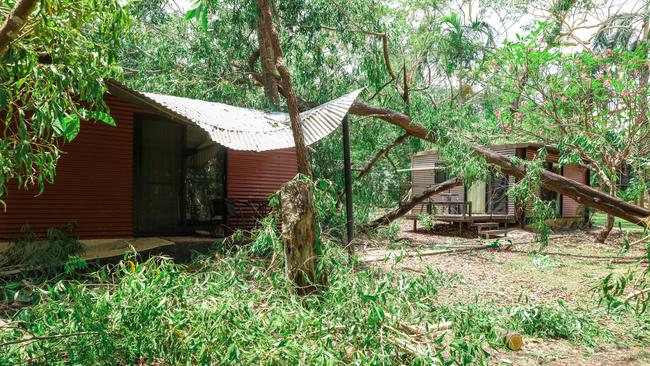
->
[[342, 114, 354, 246]]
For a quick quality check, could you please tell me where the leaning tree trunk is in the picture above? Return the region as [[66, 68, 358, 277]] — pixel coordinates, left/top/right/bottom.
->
[[365, 178, 462, 229], [256, 0, 323, 293], [280, 180, 320, 295], [596, 182, 617, 243]]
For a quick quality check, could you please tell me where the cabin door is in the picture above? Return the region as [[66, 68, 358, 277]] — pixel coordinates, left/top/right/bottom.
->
[[487, 173, 509, 214], [467, 181, 486, 214], [134, 116, 185, 235]]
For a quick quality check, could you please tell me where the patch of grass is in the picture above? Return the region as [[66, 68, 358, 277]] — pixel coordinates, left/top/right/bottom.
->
[[531, 253, 564, 270], [591, 212, 646, 233], [0, 236, 615, 364], [1, 246, 492, 365]]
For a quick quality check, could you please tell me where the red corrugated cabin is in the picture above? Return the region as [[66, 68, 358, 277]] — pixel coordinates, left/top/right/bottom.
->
[[0, 84, 300, 241]]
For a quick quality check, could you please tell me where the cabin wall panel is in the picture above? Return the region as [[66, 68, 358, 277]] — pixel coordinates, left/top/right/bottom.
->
[[226, 148, 297, 230], [562, 164, 587, 217], [0, 95, 137, 240]]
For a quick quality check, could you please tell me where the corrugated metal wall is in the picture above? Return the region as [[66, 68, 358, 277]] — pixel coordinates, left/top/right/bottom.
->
[[525, 148, 587, 219], [226, 148, 297, 230], [0, 96, 136, 240], [562, 164, 587, 217], [1, 93, 301, 239]]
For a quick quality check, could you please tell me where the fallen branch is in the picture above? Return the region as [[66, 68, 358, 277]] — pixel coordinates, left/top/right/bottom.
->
[[385, 312, 451, 337], [362, 241, 520, 263], [0, 331, 98, 347], [364, 177, 462, 229], [356, 134, 409, 179], [386, 336, 430, 358], [624, 287, 650, 301]]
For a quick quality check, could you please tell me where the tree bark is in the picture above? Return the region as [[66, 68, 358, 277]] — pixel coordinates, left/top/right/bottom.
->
[[256, 14, 280, 105], [256, 0, 322, 293], [279, 180, 319, 295], [256, 0, 311, 177], [365, 177, 462, 229], [0, 0, 38, 56], [596, 182, 617, 243]]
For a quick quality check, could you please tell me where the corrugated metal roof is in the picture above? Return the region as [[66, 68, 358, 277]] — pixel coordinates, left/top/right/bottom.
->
[[107, 80, 362, 152]]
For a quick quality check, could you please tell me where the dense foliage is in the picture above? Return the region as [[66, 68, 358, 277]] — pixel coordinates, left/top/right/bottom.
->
[[0, 241, 620, 365], [0, 0, 128, 205]]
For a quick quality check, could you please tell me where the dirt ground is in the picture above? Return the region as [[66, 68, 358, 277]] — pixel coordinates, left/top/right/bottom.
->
[[360, 221, 650, 366]]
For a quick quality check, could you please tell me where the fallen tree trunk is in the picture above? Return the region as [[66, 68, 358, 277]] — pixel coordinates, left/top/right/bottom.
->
[[362, 241, 522, 263], [246, 80, 650, 227], [365, 177, 462, 229], [347, 101, 650, 227], [472, 144, 650, 225]]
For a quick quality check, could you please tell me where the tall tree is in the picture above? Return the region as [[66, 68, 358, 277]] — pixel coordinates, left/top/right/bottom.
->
[[256, 0, 320, 293]]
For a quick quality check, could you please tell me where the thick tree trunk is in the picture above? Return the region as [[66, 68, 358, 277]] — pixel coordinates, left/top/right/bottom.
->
[[0, 0, 38, 56], [256, 0, 322, 293], [365, 177, 462, 229], [256, 0, 311, 177], [280, 180, 319, 295]]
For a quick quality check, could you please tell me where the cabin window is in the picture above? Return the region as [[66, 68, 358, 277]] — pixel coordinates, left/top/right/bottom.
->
[[618, 165, 634, 188], [184, 127, 227, 228], [434, 169, 448, 184], [540, 162, 562, 216]]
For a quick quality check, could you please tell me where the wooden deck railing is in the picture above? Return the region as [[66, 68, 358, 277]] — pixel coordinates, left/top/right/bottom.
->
[[427, 201, 473, 218]]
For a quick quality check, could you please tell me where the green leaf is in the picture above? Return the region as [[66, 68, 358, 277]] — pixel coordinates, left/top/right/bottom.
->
[[60, 114, 81, 142], [184, 8, 197, 20], [200, 10, 208, 32], [89, 111, 116, 126]]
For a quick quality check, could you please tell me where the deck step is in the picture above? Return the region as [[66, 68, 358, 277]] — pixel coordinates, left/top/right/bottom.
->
[[474, 222, 500, 233], [474, 222, 500, 229], [480, 229, 508, 239]]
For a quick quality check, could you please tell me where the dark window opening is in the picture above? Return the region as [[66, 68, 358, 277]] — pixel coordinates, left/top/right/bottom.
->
[[540, 162, 562, 216], [487, 172, 509, 214], [618, 165, 634, 188], [434, 169, 448, 184], [134, 114, 226, 236], [184, 128, 227, 229]]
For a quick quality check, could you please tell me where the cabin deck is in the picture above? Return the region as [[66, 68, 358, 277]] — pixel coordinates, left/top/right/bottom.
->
[[434, 214, 517, 224], [0, 236, 221, 276]]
